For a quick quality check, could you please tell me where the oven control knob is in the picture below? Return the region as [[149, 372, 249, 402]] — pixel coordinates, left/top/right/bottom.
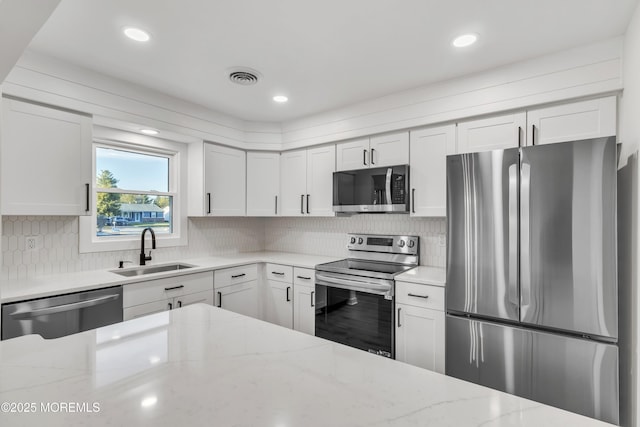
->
[[398, 239, 406, 248], [350, 237, 356, 244], [408, 240, 415, 248], [358, 237, 364, 244]]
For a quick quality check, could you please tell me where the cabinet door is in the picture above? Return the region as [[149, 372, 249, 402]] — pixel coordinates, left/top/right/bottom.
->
[[457, 112, 525, 154], [336, 138, 369, 171], [369, 132, 409, 167], [204, 143, 246, 216], [526, 96, 616, 146], [123, 299, 171, 321], [306, 145, 336, 216], [264, 279, 293, 328], [216, 280, 259, 319], [1, 98, 92, 215], [293, 284, 315, 335], [280, 149, 307, 216], [176, 290, 214, 309], [246, 152, 280, 216], [409, 124, 455, 217], [395, 304, 445, 373]]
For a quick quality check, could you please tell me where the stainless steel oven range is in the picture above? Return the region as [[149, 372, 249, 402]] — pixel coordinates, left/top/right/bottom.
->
[[314, 234, 419, 358]]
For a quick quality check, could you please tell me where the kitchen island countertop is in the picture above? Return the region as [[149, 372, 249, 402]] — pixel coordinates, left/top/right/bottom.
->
[[0, 304, 613, 426]]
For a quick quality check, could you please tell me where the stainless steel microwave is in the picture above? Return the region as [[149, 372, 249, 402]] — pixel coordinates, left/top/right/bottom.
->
[[333, 165, 410, 213]]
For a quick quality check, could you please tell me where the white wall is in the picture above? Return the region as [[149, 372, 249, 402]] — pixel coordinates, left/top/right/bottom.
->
[[619, 2, 640, 426]]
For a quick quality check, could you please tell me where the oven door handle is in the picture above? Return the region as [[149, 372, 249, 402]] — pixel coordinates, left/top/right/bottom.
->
[[315, 273, 393, 297]]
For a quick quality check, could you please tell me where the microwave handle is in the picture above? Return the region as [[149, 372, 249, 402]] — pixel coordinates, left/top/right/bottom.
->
[[385, 168, 392, 205]]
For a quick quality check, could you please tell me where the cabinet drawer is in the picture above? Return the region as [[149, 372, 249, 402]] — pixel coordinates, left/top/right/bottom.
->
[[266, 263, 293, 283], [123, 271, 213, 308], [395, 281, 444, 311], [214, 264, 258, 288], [293, 267, 315, 288]]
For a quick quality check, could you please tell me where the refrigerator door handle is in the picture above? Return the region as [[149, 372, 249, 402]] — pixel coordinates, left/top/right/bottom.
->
[[520, 162, 532, 315], [508, 163, 519, 308]]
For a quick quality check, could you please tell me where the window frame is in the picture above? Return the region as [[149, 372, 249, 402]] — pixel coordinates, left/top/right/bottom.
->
[[79, 132, 188, 253]]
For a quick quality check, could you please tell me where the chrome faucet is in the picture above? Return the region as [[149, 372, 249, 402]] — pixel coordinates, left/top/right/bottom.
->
[[140, 227, 156, 266]]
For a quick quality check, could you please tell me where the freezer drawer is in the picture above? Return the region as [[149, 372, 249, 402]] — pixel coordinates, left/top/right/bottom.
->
[[446, 315, 619, 425]]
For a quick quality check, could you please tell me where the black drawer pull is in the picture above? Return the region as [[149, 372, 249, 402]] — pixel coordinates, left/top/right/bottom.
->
[[271, 271, 285, 276], [164, 285, 184, 291], [407, 293, 429, 299], [296, 276, 311, 280], [231, 273, 246, 279], [217, 291, 222, 307]]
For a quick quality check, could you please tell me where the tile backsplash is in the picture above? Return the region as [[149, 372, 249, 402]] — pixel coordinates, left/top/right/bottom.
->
[[2, 214, 446, 280]]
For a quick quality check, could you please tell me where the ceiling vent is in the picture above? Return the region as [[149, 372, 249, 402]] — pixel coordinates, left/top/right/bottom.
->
[[228, 67, 261, 86]]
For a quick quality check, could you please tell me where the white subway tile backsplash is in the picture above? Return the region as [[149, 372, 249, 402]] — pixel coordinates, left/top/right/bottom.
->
[[2, 214, 446, 280]]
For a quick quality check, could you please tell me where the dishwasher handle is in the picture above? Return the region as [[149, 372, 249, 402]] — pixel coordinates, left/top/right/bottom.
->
[[9, 294, 121, 320]]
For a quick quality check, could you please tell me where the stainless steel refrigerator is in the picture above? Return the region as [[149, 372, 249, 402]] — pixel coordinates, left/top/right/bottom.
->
[[446, 137, 619, 425]]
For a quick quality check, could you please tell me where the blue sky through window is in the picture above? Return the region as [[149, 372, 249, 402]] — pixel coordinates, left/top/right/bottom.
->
[[96, 147, 169, 192]]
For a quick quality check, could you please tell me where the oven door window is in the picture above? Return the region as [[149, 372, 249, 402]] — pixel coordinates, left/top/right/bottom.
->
[[315, 284, 394, 358]]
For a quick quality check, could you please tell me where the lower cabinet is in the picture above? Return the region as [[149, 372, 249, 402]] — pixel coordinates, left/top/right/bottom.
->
[[395, 280, 445, 373], [293, 268, 315, 335], [213, 264, 259, 319], [123, 272, 214, 321], [265, 280, 293, 328]]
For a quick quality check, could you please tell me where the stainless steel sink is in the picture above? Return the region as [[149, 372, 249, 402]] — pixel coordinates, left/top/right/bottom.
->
[[112, 263, 195, 277]]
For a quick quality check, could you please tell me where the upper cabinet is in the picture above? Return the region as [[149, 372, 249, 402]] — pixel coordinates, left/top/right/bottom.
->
[[203, 143, 246, 216], [280, 145, 335, 216], [526, 96, 616, 146], [409, 125, 456, 217], [456, 112, 526, 154], [1, 97, 92, 215], [336, 131, 409, 171], [246, 152, 280, 216]]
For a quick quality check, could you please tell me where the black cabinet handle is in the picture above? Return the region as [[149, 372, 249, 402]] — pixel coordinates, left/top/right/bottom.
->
[[271, 271, 285, 276], [296, 276, 311, 280], [363, 149, 368, 166], [300, 194, 304, 214], [532, 124, 537, 145], [164, 285, 184, 291], [275, 195, 278, 215], [411, 188, 416, 214], [306, 194, 310, 214], [85, 183, 90, 212], [207, 193, 212, 214], [177, 300, 182, 308], [397, 307, 402, 327], [518, 126, 522, 147], [286, 286, 291, 302], [231, 273, 246, 279], [168, 302, 173, 310], [311, 291, 315, 307], [371, 148, 375, 165], [407, 293, 429, 299], [217, 291, 222, 308]]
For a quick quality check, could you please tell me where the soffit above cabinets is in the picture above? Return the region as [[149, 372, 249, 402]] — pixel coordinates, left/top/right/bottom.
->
[[24, 0, 638, 123]]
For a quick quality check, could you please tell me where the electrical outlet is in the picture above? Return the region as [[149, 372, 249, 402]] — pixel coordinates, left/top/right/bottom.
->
[[438, 233, 446, 247], [25, 235, 43, 251]]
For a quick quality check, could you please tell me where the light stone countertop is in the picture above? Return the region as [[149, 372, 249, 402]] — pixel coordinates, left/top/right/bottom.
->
[[0, 304, 613, 426], [0, 252, 339, 303], [395, 266, 446, 287]]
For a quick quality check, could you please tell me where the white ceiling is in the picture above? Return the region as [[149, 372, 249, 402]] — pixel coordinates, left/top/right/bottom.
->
[[26, 0, 639, 123]]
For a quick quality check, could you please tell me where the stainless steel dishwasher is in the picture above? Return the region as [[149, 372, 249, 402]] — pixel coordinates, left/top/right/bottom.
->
[[1, 286, 123, 340]]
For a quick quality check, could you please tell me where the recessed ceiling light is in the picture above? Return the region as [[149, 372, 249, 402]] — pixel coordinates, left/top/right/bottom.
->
[[452, 33, 478, 48], [273, 95, 288, 103], [140, 129, 159, 135], [123, 27, 151, 42], [140, 396, 158, 408]]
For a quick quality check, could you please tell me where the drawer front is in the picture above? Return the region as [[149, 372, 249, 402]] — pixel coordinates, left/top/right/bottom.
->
[[293, 267, 315, 288], [395, 281, 444, 311], [214, 264, 258, 288], [123, 271, 214, 308], [265, 263, 293, 283]]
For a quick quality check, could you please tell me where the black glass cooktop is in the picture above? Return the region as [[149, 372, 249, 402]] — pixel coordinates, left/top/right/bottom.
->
[[315, 259, 414, 279]]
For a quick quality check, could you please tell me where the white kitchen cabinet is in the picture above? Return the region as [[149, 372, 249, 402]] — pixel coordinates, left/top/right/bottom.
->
[[1, 97, 92, 215], [214, 264, 259, 319], [280, 145, 335, 216], [336, 132, 409, 171], [293, 267, 315, 335], [526, 96, 616, 146], [246, 151, 280, 216], [123, 271, 214, 321], [456, 112, 526, 153], [409, 124, 455, 217], [264, 263, 293, 328], [395, 281, 445, 373], [203, 143, 246, 216]]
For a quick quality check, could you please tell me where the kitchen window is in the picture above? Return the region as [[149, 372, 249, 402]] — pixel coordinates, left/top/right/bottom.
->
[[80, 134, 188, 253]]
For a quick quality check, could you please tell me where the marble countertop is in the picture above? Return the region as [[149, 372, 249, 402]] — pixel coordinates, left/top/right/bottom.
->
[[0, 304, 612, 426], [0, 252, 339, 303], [395, 266, 446, 286]]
